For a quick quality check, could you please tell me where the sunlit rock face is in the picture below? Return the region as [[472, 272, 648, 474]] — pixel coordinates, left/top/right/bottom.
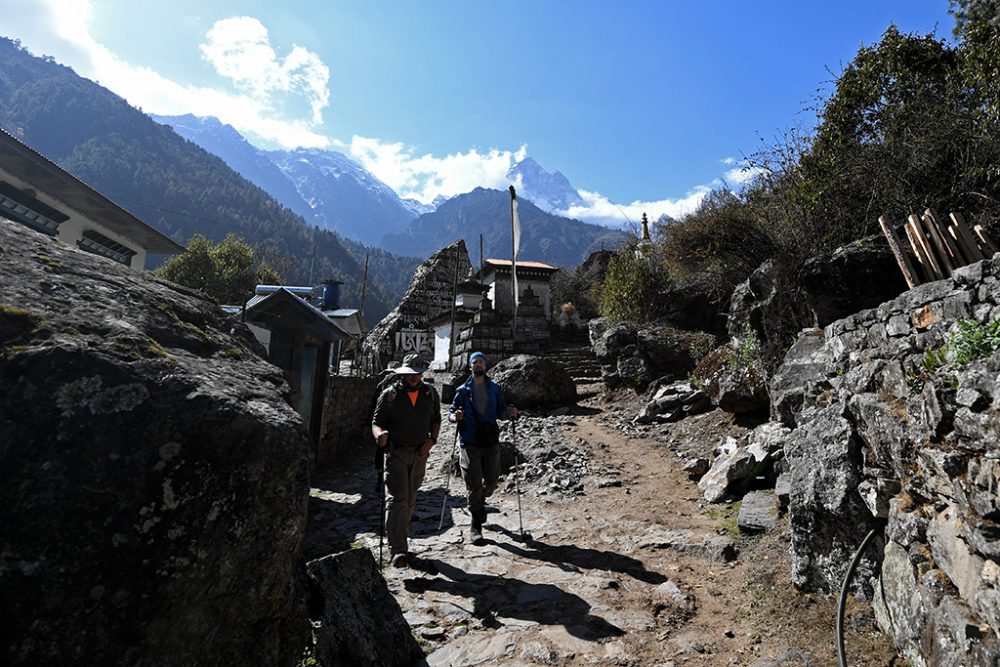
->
[[0, 220, 312, 666], [775, 253, 1000, 663]]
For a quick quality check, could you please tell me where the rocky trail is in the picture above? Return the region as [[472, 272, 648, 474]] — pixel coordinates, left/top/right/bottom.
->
[[306, 387, 900, 667]]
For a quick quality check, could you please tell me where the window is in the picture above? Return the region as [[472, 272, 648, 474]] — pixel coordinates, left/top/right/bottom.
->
[[0, 181, 68, 236], [77, 229, 137, 265]]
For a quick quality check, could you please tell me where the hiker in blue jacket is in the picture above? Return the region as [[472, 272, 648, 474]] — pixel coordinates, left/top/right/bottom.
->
[[448, 351, 518, 544]]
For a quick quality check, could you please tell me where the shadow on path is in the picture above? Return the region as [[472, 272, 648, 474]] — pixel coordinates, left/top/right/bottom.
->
[[488, 525, 666, 584], [404, 560, 623, 640]]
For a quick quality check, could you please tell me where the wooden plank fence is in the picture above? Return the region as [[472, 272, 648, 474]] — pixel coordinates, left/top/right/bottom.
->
[[879, 209, 998, 288]]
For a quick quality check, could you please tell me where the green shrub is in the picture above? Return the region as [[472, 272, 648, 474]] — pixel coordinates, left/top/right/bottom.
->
[[949, 318, 1000, 366], [597, 245, 661, 323], [728, 323, 762, 371]]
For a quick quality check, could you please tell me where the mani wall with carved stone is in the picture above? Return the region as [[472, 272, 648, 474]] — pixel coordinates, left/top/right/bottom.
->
[[361, 239, 471, 373], [772, 255, 1000, 666]]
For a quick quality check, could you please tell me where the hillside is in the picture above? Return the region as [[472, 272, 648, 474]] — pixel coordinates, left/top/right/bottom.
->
[[0, 37, 401, 323], [382, 187, 629, 268], [151, 114, 418, 248]]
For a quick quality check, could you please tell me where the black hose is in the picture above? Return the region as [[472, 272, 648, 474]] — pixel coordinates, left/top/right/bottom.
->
[[837, 527, 879, 667]]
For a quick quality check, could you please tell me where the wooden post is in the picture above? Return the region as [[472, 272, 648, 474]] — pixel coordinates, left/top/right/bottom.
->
[[354, 253, 370, 376], [924, 209, 961, 272], [948, 212, 986, 262], [972, 221, 999, 255], [920, 210, 956, 275], [878, 215, 919, 288], [509, 186, 518, 355], [904, 221, 930, 283], [946, 216, 979, 264], [907, 214, 944, 281]]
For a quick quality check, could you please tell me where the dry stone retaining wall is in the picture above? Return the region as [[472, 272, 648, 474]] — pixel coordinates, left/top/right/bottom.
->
[[774, 255, 1000, 664]]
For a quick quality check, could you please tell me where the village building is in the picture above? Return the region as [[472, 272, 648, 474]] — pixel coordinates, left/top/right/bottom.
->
[[480, 258, 559, 321], [239, 285, 353, 445], [0, 129, 183, 267], [427, 274, 486, 370], [362, 241, 562, 376]]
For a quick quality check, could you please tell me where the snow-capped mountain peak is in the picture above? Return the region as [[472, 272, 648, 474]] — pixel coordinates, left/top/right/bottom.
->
[[506, 157, 585, 213]]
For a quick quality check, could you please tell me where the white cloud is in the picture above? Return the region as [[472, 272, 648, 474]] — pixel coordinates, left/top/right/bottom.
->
[[723, 163, 767, 186], [2, 1, 331, 148], [721, 156, 737, 165], [345, 135, 714, 227], [200, 16, 329, 124], [348, 136, 527, 204], [559, 187, 711, 228]]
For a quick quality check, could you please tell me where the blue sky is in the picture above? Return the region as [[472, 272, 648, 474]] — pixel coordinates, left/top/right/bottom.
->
[[3, 1, 955, 226]]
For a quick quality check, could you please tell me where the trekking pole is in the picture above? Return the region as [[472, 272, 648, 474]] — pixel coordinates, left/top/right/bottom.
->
[[438, 425, 461, 534], [375, 445, 386, 569], [512, 416, 525, 539]]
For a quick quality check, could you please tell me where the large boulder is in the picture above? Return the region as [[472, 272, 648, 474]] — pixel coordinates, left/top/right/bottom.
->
[[0, 221, 311, 666], [768, 328, 833, 427], [727, 259, 780, 341], [306, 549, 423, 667], [657, 279, 728, 338], [490, 354, 577, 408], [726, 243, 908, 370], [798, 245, 908, 327], [593, 322, 712, 392], [696, 340, 769, 415]]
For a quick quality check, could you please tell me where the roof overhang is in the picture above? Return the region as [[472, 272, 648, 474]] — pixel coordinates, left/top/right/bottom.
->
[[0, 130, 184, 253], [484, 258, 559, 273], [244, 288, 353, 343]]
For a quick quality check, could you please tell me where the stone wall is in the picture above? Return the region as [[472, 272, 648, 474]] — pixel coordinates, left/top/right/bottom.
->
[[317, 375, 379, 468], [773, 255, 1000, 664]]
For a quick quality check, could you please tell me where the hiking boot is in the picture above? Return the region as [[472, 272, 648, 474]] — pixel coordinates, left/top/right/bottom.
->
[[470, 522, 484, 545], [391, 553, 408, 568]]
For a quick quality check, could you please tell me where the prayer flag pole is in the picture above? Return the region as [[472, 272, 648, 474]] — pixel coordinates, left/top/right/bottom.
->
[[509, 185, 520, 352]]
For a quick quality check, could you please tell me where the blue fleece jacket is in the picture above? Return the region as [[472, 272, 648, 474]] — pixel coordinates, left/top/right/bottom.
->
[[449, 375, 509, 446]]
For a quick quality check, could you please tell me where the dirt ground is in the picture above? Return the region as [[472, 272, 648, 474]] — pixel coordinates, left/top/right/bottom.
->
[[307, 386, 904, 667]]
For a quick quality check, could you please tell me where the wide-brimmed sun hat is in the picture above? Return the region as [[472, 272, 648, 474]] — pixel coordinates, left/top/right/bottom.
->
[[391, 353, 428, 374]]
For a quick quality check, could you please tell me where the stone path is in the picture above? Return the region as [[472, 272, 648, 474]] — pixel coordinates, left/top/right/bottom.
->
[[305, 391, 897, 666]]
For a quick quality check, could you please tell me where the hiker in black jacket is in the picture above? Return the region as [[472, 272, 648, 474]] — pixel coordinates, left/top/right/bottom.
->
[[372, 353, 441, 568]]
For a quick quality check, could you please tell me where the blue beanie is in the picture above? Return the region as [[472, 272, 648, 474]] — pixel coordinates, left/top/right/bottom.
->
[[469, 351, 486, 364]]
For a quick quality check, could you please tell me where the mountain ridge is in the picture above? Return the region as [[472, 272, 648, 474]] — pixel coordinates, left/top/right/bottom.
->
[[0, 37, 405, 323], [381, 186, 628, 269]]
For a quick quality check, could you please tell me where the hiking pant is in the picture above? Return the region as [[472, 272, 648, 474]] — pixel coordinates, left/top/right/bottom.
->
[[460, 444, 500, 524], [384, 447, 427, 555]]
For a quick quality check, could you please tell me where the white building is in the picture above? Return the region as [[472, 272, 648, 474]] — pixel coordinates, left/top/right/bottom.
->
[[0, 129, 182, 268], [481, 258, 559, 320]]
